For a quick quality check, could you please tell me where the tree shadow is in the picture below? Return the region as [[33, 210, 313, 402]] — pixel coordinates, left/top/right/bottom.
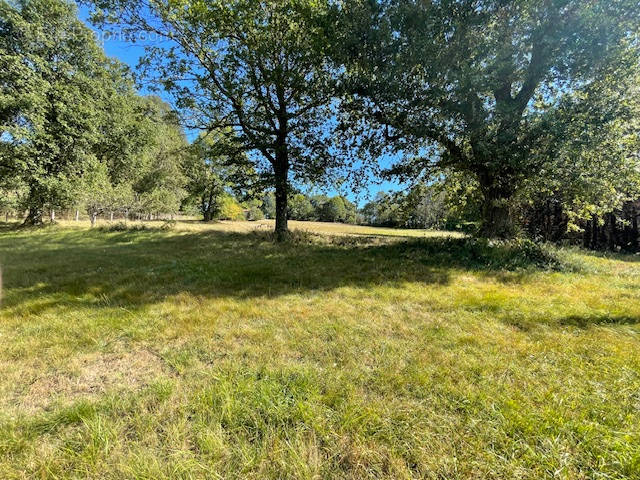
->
[[557, 314, 640, 328], [0, 228, 563, 314], [0, 221, 25, 232], [576, 248, 640, 263]]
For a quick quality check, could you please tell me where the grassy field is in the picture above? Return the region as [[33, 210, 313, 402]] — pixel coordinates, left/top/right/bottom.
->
[[33, 218, 466, 238], [0, 219, 639, 479]]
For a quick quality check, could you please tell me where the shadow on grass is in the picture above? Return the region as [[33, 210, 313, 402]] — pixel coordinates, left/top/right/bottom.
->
[[0, 221, 24, 232], [0, 228, 570, 313], [558, 314, 640, 328], [581, 249, 640, 263]]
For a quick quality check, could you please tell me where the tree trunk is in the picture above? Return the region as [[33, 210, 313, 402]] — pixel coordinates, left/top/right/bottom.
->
[[203, 205, 212, 222], [110, 211, 114, 222], [23, 207, 43, 226], [479, 202, 512, 238], [274, 161, 289, 242], [598, 217, 607, 248], [90, 212, 97, 227], [608, 213, 617, 250], [631, 212, 639, 252], [22, 184, 45, 226], [477, 180, 515, 239], [75, 209, 80, 221], [591, 215, 599, 249], [583, 219, 592, 248], [551, 200, 567, 242], [49, 209, 55, 223]]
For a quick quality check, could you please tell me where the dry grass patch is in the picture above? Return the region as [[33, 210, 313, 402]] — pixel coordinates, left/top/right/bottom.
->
[[47, 217, 463, 239], [6, 349, 171, 415]]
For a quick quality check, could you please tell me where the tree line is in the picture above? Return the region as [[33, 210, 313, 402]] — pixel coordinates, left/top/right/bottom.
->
[[0, 0, 188, 225], [2, 0, 640, 248]]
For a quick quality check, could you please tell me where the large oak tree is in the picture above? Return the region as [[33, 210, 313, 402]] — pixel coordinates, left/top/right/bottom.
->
[[336, 0, 640, 237]]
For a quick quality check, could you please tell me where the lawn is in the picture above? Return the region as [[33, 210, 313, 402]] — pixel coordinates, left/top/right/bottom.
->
[[0, 220, 639, 479]]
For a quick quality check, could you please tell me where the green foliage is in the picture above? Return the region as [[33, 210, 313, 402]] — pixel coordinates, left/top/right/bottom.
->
[[288, 194, 314, 221], [0, 176, 27, 219], [261, 192, 276, 219], [244, 200, 265, 221], [520, 70, 640, 227], [80, 158, 113, 224], [341, 197, 357, 224], [319, 196, 347, 223], [4, 0, 640, 244], [0, 0, 189, 224], [259, 192, 358, 224], [0, 0, 112, 222], [185, 130, 255, 221], [97, 220, 175, 232], [336, 0, 640, 237], [132, 97, 188, 217], [361, 183, 467, 230], [97, 221, 149, 232], [406, 237, 570, 272], [218, 195, 245, 221], [361, 192, 400, 227], [89, 0, 344, 238]]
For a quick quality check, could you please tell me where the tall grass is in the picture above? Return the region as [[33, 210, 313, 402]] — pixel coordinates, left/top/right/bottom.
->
[[0, 221, 638, 479]]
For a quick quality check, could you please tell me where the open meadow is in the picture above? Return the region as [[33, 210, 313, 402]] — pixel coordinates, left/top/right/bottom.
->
[[0, 220, 639, 479]]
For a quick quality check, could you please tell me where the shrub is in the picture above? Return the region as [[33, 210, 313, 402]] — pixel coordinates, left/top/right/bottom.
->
[[399, 237, 576, 271], [246, 205, 265, 221], [160, 219, 176, 230], [219, 196, 245, 221]]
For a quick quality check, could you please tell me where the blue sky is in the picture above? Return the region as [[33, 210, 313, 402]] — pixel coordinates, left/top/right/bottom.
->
[[77, 6, 406, 204]]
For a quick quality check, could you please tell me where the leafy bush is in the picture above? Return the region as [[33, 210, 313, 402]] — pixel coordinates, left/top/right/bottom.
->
[[98, 222, 141, 232], [448, 221, 478, 234], [246, 205, 265, 221], [397, 237, 576, 271], [219, 196, 245, 220]]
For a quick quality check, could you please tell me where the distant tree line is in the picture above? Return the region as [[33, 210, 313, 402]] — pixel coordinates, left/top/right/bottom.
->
[[256, 192, 357, 224], [360, 186, 453, 230]]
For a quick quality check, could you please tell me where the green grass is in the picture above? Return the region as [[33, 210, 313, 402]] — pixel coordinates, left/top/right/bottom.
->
[[1, 220, 639, 479]]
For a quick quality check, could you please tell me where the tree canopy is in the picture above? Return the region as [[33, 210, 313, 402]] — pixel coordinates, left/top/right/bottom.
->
[[0, 0, 191, 224], [1, 0, 119, 223], [335, 0, 640, 237], [89, 0, 344, 240]]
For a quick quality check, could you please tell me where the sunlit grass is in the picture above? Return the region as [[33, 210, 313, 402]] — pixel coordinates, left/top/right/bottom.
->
[[0, 220, 639, 478], [51, 218, 465, 238]]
